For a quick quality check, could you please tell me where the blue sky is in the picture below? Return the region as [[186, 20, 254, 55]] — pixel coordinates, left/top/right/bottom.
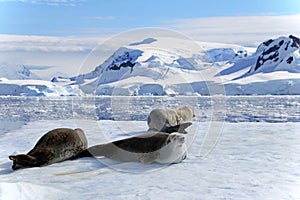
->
[[1, 0, 299, 36]]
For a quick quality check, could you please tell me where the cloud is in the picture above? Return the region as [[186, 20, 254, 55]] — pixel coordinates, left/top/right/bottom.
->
[[164, 15, 300, 46], [2, 15, 300, 53], [0, 34, 107, 52]]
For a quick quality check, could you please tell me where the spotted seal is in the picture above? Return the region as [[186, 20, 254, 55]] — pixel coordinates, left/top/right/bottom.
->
[[9, 128, 88, 170]]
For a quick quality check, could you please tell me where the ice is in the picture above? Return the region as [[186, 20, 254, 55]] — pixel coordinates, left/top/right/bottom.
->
[[0, 79, 77, 96], [0, 96, 300, 199], [0, 120, 300, 199], [1, 96, 300, 126]]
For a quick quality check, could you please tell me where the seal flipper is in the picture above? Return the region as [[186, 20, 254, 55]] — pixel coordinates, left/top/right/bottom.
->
[[9, 149, 54, 170], [163, 122, 192, 134], [138, 152, 159, 164], [9, 154, 38, 170]]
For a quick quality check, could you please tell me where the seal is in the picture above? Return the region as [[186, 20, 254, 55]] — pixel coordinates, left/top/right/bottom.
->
[[9, 128, 88, 170], [147, 106, 195, 133], [77, 132, 187, 164]]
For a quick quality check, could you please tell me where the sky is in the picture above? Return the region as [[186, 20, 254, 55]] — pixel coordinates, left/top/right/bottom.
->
[[1, 0, 300, 36], [0, 0, 299, 78]]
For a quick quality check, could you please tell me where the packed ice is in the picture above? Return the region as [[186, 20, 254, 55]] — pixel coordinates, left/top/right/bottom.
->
[[0, 96, 300, 199]]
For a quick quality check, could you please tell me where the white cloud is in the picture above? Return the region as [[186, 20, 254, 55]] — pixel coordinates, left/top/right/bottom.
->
[[164, 15, 300, 46], [1, 15, 300, 75], [0, 34, 107, 52]]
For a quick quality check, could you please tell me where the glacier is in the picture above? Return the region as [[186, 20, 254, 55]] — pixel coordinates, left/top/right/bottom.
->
[[0, 35, 300, 96], [57, 35, 300, 96]]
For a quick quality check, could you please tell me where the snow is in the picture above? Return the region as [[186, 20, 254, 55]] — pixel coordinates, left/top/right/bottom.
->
[[0, 119, 300, 200], [0, 63, 39, 80], [59, 35, 300, 96], [206, 47, 249, 62], [0, 79, 80, 96], [1, 35, 300, 96], [1, 31, 300, 199], [0, 95, 300, 199]]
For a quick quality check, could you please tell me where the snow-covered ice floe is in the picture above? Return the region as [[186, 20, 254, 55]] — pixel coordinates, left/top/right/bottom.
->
[[1, 120, 300, 199], [0, 78, 81, 96]]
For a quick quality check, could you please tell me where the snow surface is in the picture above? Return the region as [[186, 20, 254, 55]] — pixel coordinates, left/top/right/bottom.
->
[[0, 79, 80, 96], [0, 96, 300, 199], [0, 119, 300, 200]]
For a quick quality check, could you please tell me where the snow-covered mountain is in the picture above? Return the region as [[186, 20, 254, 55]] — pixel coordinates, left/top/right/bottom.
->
[[206, 47, 249, 63], [1, 35, 299, 96], [221, 35, 300, 95], [233, 35, 300, 79], [0, 63, 40, 80], [60, 35, 299, 95], [64, 37, 212, 96]]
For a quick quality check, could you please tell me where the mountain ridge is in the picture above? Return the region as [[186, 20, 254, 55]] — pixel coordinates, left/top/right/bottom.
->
[[0, 35, 299, 96]]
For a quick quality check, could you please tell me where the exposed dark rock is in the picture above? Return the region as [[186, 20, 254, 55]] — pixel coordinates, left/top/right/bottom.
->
[[264, 44, 280, 55], [108, 60, 135, 71], [263, 39, 273, 46], [289, 35, 300, 48], [285, 41, 290, 51], [251, 35, 300, 73], [286, 56, 294, 64], [279, 40, 284, 46]]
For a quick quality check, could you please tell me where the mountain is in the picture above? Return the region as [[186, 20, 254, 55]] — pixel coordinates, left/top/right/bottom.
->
[[220, 35, 300, 95], [0, 63, 40, 80], [64, 38, 212, 96], [51, 35, 300, 96], [206, 47, 249, 63], [1, 35, 299, 96], [235, 35, 300, 79]]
